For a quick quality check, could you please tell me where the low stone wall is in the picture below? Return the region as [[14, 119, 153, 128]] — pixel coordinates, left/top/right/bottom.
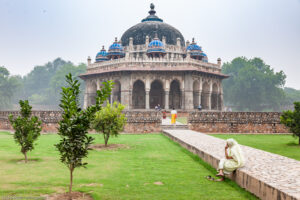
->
[[0, 110, 161, 133], [123, 111, 161, 133], [188, 112, 289, 133]]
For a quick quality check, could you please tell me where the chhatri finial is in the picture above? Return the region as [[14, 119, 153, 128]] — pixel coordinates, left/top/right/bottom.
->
[[192, 38, 195, 43], [102, 45, 105, 50], [149, 3, 156, 15], [114, 37, 118, 42]]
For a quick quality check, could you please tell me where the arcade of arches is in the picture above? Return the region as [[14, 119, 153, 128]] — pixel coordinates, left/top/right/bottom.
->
[[85, 74, 223, 111]]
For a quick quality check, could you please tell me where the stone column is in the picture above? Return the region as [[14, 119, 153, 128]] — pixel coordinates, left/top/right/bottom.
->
[[208, 92, 212, 110], [184, 89, 194, 110], [165, 91, 169, 109], [83, 92, 88, 109], [110, 93, 113, 104], [121, 90, 130, 109], [198, 90, 202, 107], [146, 90, 150, 109], [220, 86, 224, 111]]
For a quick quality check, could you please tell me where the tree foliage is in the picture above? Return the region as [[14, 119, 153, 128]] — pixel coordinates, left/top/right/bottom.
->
[[0, 66, 21, 110], [92, 102, 127, 146], [222, 57, 286, 111], [55, 73, 112, 194], [8, 100, 42, 163], [280, 102, 300, 145]]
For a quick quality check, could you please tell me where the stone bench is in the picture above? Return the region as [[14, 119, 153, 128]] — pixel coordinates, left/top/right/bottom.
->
[[163, 130, 300, 200]]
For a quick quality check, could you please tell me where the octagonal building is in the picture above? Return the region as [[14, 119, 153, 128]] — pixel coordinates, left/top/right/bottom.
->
[[80, 4, 228, 111]]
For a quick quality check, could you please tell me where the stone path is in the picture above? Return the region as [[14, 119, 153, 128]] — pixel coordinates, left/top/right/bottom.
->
[[163, 129, 300, 200]]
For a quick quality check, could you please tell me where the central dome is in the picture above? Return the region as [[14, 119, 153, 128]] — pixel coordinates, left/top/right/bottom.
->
[[121, 4, 185, 47]]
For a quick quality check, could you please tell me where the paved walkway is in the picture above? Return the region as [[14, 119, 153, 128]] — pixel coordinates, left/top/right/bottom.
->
[[163, 129, 300, 200]]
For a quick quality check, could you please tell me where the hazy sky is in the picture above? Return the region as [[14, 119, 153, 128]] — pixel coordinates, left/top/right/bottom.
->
[[1, 0, 300, 89]]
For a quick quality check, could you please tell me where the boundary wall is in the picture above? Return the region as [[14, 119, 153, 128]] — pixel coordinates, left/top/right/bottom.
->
[[188, 111, 289, 133], [0, 111, 162, 133], [0, 111, 290, 133]]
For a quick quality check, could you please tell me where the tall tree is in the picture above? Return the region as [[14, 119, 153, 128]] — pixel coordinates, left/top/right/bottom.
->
[[55, 73, 112, 194], [222, 57, 286, 111]]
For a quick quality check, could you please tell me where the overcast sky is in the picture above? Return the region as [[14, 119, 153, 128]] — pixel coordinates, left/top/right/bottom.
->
[[1, 0, 300, 89]]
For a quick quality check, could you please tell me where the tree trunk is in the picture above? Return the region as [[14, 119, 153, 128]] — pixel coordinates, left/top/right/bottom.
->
[[104, 134, 109, 147], [69, 165, 74, 199], [24, 152, 27, 163]]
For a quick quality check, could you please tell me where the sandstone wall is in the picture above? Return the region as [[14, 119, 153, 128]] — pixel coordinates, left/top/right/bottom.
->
[[0, 110, 161, 133], [188, 112, 290, 133]]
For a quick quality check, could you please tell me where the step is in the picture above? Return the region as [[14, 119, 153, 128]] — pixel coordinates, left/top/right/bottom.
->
[[161, 124, 188, 130]]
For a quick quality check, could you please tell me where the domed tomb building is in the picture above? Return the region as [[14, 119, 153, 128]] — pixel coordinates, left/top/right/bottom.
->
[[80, 4, 228, 110]]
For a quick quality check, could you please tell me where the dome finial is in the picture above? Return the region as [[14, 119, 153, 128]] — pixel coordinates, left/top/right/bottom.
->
[[154, 32, 159, 40], [149, 3, 156, 15], [115, 37, 118, 42], [102, 45, 105, 50], [192, 38, 195, 43], [150, 3, 155, 9]]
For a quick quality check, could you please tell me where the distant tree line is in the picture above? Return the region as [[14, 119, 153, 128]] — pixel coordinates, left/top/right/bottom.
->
[[1, 57, 300, 111], [0, 58, 86, 110], [222, 57, 300, 111]]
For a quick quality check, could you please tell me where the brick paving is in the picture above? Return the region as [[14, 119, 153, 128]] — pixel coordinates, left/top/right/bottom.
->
[[163, 129, 300, 200]]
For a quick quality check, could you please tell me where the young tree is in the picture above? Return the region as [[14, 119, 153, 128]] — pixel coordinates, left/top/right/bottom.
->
[[92, 102, 127, 146], [280, 102, 300, 145], [8, 100, 42, 163], [55, 73, 112, 194]]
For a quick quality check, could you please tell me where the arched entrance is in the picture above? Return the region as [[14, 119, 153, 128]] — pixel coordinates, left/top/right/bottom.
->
[[201, 82, 210, 109], [193, 80, 200, 109], [211, 83, 218, 110], [132, 80, 145, 109], [169, 80, 181, 109], [150, 80, 164, 109]]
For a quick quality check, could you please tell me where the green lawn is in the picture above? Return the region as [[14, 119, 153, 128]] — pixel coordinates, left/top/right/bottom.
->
[[0, 131, 256, 200], [213, 134, 300, 161]]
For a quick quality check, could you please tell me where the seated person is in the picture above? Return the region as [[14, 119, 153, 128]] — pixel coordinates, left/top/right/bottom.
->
[[216, 139, 245, 181]]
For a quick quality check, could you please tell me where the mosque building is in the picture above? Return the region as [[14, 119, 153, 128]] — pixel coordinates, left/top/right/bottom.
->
[[79, 4, 228, 110]]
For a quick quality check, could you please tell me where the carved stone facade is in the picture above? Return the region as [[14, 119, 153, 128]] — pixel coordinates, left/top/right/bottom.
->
[[79, 4, 228, 111]]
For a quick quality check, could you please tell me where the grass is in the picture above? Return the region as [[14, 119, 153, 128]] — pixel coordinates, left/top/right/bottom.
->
[[0, 131, 256, 200], [176, 117, 187, 124], [213, 134, 300, 161]]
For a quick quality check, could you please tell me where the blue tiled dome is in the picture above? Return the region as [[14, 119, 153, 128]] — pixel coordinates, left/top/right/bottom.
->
[[95, 46, 109, 62], [186, 38, 202, 52], [186, 44, 202, 51], [108, 38, 125, 58], [147, 36, 166, 54], [186, 38, 208, 62]]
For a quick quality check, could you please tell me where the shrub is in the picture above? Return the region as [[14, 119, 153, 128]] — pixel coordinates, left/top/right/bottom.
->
[[9, 100, 42, 163], [280, 102, 300, 145], [92, 102, 127, 146]]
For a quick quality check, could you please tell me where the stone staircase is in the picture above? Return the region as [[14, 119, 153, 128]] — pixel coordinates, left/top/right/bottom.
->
[[161, 124, 188, 130]]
